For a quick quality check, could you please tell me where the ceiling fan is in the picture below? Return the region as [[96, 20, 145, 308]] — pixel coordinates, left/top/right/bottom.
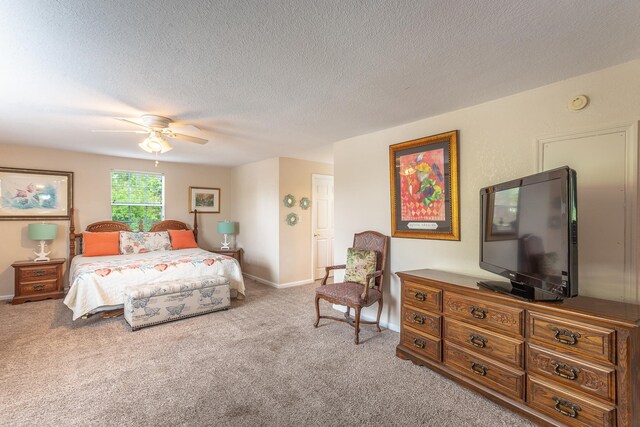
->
[[92, 115, 208, 154]]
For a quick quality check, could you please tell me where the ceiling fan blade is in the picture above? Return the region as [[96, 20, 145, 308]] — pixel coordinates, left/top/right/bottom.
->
[[114, 117, 150, 130], [170, 133, 209, 145], [169, 124, 201, 133], [91, 130, 149, 133]]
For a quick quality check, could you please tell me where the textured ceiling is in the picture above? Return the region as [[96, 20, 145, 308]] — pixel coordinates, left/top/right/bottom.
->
[[1, 0, 639, 166]]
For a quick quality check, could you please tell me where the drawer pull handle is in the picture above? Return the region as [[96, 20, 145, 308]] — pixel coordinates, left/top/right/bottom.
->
[[551, 361, 580, 380], [470, 362, 487, 376], [412, 314, 425, 324], [469, 334, 487, 348], [469, 306, 487, 319], [412, 338, 425, 349], [32, 270, 47, 277], [552, 397, 581, 418], [414, 292, 427, 301], [32, 284, 45, 291], [551, 327, 581, 345]]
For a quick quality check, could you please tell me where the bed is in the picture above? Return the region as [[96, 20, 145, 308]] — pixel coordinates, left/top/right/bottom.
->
[[63, 210, 245, 320]]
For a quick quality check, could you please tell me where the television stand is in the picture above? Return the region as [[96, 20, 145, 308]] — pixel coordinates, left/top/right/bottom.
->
[[477, 280, 563, 302]]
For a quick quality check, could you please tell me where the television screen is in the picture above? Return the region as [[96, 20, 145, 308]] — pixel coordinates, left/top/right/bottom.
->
[[479, 166, 578, 300]]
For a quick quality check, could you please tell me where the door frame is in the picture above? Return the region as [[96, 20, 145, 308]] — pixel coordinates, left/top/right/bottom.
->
[[311, 174, 334, 281], [536, 121, 639, 302]]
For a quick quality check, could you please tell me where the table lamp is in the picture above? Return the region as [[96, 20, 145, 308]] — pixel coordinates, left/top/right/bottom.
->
[[28, 223, 58, 262], [217, 220, 235, 250]]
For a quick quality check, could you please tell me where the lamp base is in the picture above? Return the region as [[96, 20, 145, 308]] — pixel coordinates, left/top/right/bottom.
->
[[220, 234, 231, 250], [33, 240, 51, 262]]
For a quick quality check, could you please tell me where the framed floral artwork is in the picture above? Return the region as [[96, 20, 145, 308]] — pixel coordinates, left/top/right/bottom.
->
[[389, 130, 460, 240], [189, 187, 220, 213], [0, 167, 73, 220]]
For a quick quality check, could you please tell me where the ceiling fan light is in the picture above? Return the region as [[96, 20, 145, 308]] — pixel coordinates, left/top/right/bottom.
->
[[139, 133, 173, 154], [138, 140, 154, 153]]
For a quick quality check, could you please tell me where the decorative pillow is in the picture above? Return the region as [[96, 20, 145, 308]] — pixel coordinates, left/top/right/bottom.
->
[[344, 247, 377, 288], [119, 231, 172, 254], [83, 232, 120, 257], [168, 229, 198, 249]]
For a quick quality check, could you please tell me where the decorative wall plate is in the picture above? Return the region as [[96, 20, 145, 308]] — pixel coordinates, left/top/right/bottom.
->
[[283, 194, 296, 208], [299, 197, 310, 210], [286, 212, 299, 226]]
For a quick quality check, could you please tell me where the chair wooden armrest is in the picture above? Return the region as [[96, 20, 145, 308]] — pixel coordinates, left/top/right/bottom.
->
[[361, 270, 384, 300], [321, 264, 347, 285]]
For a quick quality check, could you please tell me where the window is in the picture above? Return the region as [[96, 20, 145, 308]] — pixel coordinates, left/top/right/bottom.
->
[[111, 171, 164, 231]]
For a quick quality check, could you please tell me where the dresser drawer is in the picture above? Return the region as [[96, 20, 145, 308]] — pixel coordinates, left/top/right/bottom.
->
[[18, 265, 58, 282], [527, 312, 616, 363], [527, 344, 615, 402], [527, 375, 616, 427], [443, 341, 524, 400], [18, 279, 58, 295], [403, 282, 441, 312], [403, 305, 441, 337], [401, 325, 441, 362], [444, 318, 523, 368], [443, 292, 523, 336]]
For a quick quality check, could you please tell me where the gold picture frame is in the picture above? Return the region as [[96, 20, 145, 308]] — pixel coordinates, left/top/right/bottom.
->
[[189, 186, 220, 213], [389, 130, 460, 240]]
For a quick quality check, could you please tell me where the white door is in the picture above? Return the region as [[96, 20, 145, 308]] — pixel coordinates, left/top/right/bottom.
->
[[540, 128, 633, 301], [312, 175, 334, 280]]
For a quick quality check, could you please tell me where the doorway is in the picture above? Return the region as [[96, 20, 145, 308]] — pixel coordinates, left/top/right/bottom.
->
[[312, 174, 334, 280]]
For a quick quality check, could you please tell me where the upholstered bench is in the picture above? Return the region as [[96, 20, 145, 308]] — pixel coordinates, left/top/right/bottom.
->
[[124, 277, 230, 331]]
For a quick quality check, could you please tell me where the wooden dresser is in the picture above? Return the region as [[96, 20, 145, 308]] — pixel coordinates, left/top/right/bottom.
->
[[396, 269, 640, 427]]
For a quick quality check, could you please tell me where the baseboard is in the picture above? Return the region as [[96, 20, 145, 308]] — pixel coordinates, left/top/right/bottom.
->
[[0, 294, 13, 302], [332, 304, 400, 332], [243, 273, 315, 289]]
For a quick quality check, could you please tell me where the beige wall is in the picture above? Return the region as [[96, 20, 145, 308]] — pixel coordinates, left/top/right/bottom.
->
[[278, 157, 333, 285], [0, 144, 231, 298], [230, 157, 280, 283], [333, 59, 640, 331]]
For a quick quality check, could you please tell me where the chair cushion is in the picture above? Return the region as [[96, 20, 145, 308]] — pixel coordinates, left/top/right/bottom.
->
[[315, 282, 381, 306], [344, 247, 377, 287]]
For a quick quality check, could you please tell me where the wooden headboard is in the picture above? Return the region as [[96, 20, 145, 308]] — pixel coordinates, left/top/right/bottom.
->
[[69, 209, 199, 263]]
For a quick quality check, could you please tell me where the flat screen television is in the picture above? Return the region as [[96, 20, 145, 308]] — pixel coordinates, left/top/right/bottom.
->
[[479, 166, 578, 301]]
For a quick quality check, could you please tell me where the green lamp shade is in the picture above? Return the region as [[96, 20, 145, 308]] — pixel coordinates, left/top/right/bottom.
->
[[28, 223, 58, 240], [217, 221, 235, 234]]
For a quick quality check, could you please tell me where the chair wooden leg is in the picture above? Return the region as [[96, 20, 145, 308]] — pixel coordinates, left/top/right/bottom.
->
[[376, 299, 383, 333], [313, 295, 320, 328], [344, 306, 351, 320], [354, 306, 361, 344]]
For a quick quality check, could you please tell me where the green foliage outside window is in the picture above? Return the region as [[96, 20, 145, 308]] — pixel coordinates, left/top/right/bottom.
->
[[111, 171, 164, 231]]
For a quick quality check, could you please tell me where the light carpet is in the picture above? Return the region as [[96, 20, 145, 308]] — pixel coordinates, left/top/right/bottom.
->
[[0, 279, 533, 426]]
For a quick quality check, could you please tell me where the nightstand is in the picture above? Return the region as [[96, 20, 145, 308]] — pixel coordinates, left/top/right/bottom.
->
[[210, 248, 243, 269], [12, 258, 65, 304]]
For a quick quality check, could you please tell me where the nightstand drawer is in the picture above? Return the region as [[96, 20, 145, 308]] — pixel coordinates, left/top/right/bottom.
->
[[18, 265, 58, 281], [19, 279, 58, 295]]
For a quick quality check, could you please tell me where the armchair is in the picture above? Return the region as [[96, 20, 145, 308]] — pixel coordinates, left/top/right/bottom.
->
[[313, 230, 389, 344]]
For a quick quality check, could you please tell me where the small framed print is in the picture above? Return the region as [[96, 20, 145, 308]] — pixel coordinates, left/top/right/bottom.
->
[[189, 187, 220, 213], [389, 130, 460, 240]]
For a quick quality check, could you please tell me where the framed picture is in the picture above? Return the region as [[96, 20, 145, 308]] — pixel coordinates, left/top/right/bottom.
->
[[189, 186, 220, 213], [0, 167, 73, 220], [389, 130, 460, 240]]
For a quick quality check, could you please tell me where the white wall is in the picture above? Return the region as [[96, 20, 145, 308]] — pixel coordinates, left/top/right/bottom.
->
[[0, 144, 232, 299], [333, 60, 640, 331], [231, 157, 280, 283]]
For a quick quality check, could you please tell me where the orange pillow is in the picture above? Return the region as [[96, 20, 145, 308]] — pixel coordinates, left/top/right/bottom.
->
[[169, 230, 198, 249], [83, 231, 120, 257]]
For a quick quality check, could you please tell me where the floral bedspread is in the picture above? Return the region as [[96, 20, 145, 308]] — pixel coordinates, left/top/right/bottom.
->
[[64, 248, 245, 320]]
